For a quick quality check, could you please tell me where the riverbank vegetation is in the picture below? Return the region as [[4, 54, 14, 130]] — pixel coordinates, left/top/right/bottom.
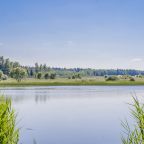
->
[[122, 97, 144, 144], [0, 96, 19, 143], [1, 56, 144, 85], [0, 77, 144, 86]]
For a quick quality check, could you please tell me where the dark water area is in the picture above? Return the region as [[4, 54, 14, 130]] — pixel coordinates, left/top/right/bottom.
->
[[0, 86, 143, 144]]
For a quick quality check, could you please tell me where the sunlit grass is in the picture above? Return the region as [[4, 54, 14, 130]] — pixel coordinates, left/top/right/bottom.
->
[[0, 96, 19, 144], [122, 97, 144, 144], [0, 77, 144, 86]]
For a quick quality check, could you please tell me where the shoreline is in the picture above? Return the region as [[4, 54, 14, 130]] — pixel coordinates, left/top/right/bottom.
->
[[0, 81, 144, 87]]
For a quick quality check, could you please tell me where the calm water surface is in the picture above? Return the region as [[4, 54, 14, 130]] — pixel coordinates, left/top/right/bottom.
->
[[0, 86, 144, 144]]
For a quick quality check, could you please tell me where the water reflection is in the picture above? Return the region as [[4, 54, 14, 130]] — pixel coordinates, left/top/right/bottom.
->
[[0, 86, 143, 103], [0, 86, 143, 144], [35, 94, 50, 103]]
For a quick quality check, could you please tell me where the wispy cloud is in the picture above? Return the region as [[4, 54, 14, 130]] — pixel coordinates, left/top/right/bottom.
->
[[131, 58, 143, 62]]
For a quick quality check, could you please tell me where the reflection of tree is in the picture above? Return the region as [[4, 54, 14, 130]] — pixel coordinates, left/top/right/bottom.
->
[[35, 91, 50, 103], [12, 95, 25, 103], [0, 88, 52, 104], [4, 95, 26, 103], [0, 87, 113, 104]]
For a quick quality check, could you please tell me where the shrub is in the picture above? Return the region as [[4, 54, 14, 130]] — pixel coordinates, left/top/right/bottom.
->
[[121, 75, 130, 80], [0, 71, 3, 80], [2, 74, 8, 80], [106, 76, 119, 81], [68, 76, 71, 79], [44, 73, 49, 79], [76, 74, 81, 79], [0, 96, 19, 143], [71, 74, 81, 79], [104, 75, 108, 78], [135, 75, 143, 78], [72, 75, 76, 79], [37, 72, 42, 79], [50, 73, 56, 79], [129, 77, 135, 81], [0, 71, 8, 81]]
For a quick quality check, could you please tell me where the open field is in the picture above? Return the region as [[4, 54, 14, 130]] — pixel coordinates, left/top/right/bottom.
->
[[1, 77, 144, 86]]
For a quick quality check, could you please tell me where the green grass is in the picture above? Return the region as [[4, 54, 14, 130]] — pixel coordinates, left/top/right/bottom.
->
[[0, 78, 144, 86], [122, 97, 144, 144], [0, 96, 19, 144]]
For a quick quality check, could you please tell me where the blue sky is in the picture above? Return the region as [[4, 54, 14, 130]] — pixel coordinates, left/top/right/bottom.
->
[[0, 0, 144, 69]]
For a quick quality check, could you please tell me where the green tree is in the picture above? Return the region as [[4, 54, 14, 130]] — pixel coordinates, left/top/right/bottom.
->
[[43, 64, 47, 72], [44, 73, 49, 79], [0, 56, 4, 70], [50, 73, 56, 79], [35, 63, 39, 73], [3, 58, 11, 75], [12, 62, 20, 68], [72, 75, 76, 79], [10, 67, 27, 82], [39, 64, 43, 72], [30, 69, 35, 77], [75, 73, 81, 79], [0, 70, 3, 80], [37, 72, 42, 79], [71, 73, 81, 79]]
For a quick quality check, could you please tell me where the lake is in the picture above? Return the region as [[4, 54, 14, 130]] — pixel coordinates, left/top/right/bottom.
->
[[0, 86, 143, 144]]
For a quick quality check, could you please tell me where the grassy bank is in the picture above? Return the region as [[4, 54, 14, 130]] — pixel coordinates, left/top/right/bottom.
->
[[1, 78, 144, 86]]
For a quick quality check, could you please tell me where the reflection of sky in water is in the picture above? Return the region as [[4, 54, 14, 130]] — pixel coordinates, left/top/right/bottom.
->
[[0, 86, 144, 103], [0, 86, 143, 144]]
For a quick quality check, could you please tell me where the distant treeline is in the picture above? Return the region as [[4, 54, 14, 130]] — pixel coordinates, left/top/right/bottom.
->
[[53, 68, 144, 77], [0, 56, 144, 78]]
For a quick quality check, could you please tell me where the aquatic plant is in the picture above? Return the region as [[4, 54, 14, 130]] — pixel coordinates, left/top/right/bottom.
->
[[0, 96, 19, 144], [122, 97, 144, 144]]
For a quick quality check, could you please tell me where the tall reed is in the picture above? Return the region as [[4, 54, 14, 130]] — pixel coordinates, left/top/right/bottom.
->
[[0, 96, 19, 144], [122, 97, 144, 144]]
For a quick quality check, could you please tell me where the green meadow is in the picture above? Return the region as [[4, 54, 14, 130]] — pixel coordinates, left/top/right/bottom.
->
[[1, 77, 144, 86]]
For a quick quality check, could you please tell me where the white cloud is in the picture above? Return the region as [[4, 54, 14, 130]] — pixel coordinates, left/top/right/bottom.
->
[[131, 58, 143, 62]]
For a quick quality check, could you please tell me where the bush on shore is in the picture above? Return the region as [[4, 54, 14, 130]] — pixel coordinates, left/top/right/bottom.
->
[[105, 76, 119, 81], [129, 77, 135, 81]]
